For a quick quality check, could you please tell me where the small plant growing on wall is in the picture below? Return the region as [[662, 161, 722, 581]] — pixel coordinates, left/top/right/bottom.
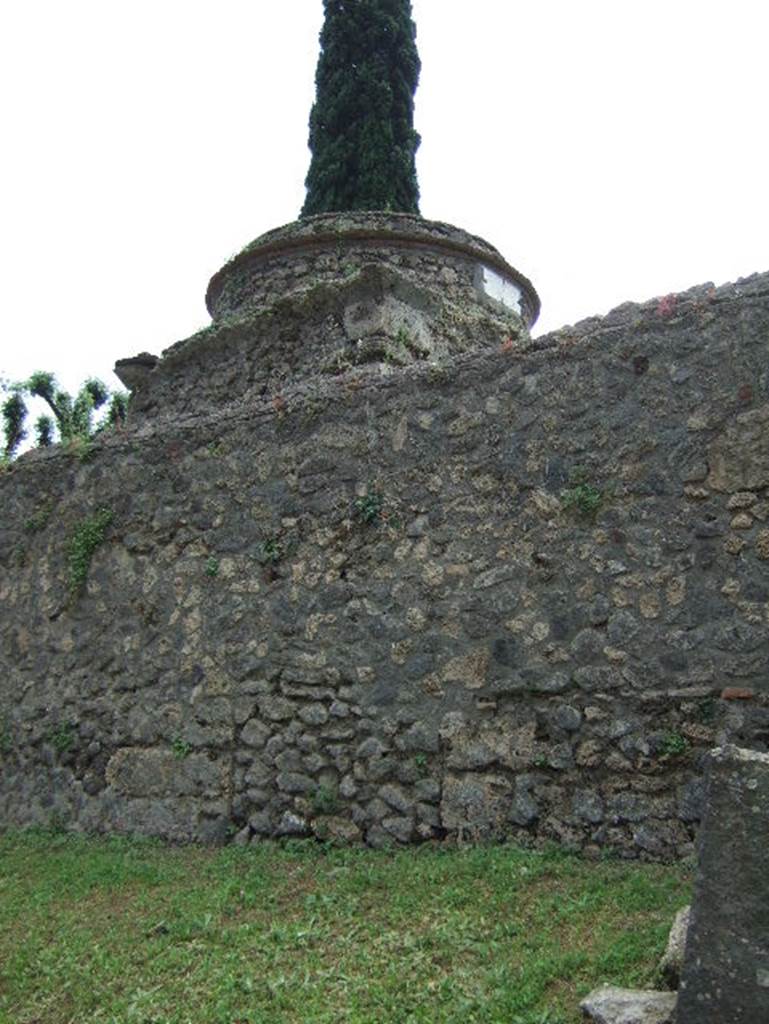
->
[[353, 492, 384, 526], [258, 537, 284, 565], [49, 723, 75, 755], [0, 716, 11, 757], [171, 737, 192, 759], [68, 508, 114, 594], [659, 731, 690, 758], [311, 782, 340, 816], [395, 326, 412, 349], [205, 557, 220, 578], [24, 499, 54, 533], [561, 468, 604, 521], [256, 530, 299, 572]]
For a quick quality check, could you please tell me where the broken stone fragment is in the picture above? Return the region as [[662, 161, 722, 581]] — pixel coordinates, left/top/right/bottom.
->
[[658, 904, 690, 989], [311, 816, 361, 843], [579, 985, 677, 1024], [114, 351, 159, 391], [276, 811, 309, 836]]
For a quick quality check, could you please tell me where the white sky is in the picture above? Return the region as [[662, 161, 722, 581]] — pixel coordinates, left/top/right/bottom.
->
[[1, 0, 767, 400]]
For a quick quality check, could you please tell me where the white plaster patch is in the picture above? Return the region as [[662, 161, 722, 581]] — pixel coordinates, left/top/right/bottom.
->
[[481, 266, 523, 314]]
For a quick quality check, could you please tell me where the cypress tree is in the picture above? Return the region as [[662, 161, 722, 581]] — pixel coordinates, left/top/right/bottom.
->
[[301, 0, 421, 217]]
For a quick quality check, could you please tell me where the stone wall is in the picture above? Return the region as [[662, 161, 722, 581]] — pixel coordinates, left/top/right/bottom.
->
[[1, 246, 768, 857]]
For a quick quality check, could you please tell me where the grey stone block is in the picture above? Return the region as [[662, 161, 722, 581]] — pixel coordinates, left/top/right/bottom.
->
[[677, 745, 769, 1023]]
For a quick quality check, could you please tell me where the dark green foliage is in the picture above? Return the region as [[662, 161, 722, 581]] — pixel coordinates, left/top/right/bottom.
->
[[26, 370, 57, 406], [106, 391, 129, 428], [0, 716, 11, 756], [24, 500, 54, 533], [71, 378, 109, 439], [258, 537, 283, 564], [49, 724, 75, 755], [659, 732, 690, 758], [171, 737, 192, 759], [68, 508, 114, 594], [35, 415, 54, 447], [561, 481, 603, 520], [302, 0, 421, 216], [353, 491, 384, 525], [1, 371, 128, 459], [29, 371, 109, 443], [2, 391, 27, 459], [311, 782, 340, 815], [561, 468, 606, 521]]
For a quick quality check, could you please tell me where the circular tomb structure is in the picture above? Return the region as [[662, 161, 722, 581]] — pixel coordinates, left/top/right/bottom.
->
[[117, 213, 540, 421], [206, 212, 540, 330]]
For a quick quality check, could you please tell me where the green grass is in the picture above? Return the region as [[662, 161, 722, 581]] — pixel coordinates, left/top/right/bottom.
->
[[0, 831, 691, 1024]]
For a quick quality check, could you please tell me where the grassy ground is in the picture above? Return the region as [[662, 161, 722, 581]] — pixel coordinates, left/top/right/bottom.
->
[[0, 830, 691, 1024]]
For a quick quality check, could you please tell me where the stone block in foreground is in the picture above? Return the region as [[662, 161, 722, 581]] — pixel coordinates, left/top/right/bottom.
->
[[579, 986, 676, 1023], [677, 744, 769, 1023]]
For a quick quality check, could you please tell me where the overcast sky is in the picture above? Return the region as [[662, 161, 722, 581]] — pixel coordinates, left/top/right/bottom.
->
[[1, 0, 767, 401]]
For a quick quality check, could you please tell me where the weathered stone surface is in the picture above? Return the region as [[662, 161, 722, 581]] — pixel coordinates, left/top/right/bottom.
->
[[105, 749, 228, 799], [356, 737, 389, 759], [378, 783, 414, 816], [677, 745, 769, 1023], [257, 697, 295, 722], [298, 703, 329, 726], [381, 815, 414, 843], [446, 720, 537, 772], [573, 788, 605, 824], [276, 811, 309, 837], [232, 825, 251, 846], [552, 704, 583, 733], [509, 787, 539, 827], [240, 718, 270, 748], [440, 773, 511, 835], [312, 816, 361, 843], [580, 986, 676, 1024], [708, 404, 769, 492], [276, 772, 315, 795], [399, 721, 439, 753]]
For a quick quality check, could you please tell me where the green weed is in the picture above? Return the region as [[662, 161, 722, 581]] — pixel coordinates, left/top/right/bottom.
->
[[49, 724, 75, 755], [171, 737, 192, 759], [353, 492, 384, 526], [561, 469, 605, 521], [0, 716, 11, 756], [311, 782, 340, 816], [258, 537, 284, 565], [660, 732, 689, 758], [24, 500, 54, 533], [68, 508, 114, 593]]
